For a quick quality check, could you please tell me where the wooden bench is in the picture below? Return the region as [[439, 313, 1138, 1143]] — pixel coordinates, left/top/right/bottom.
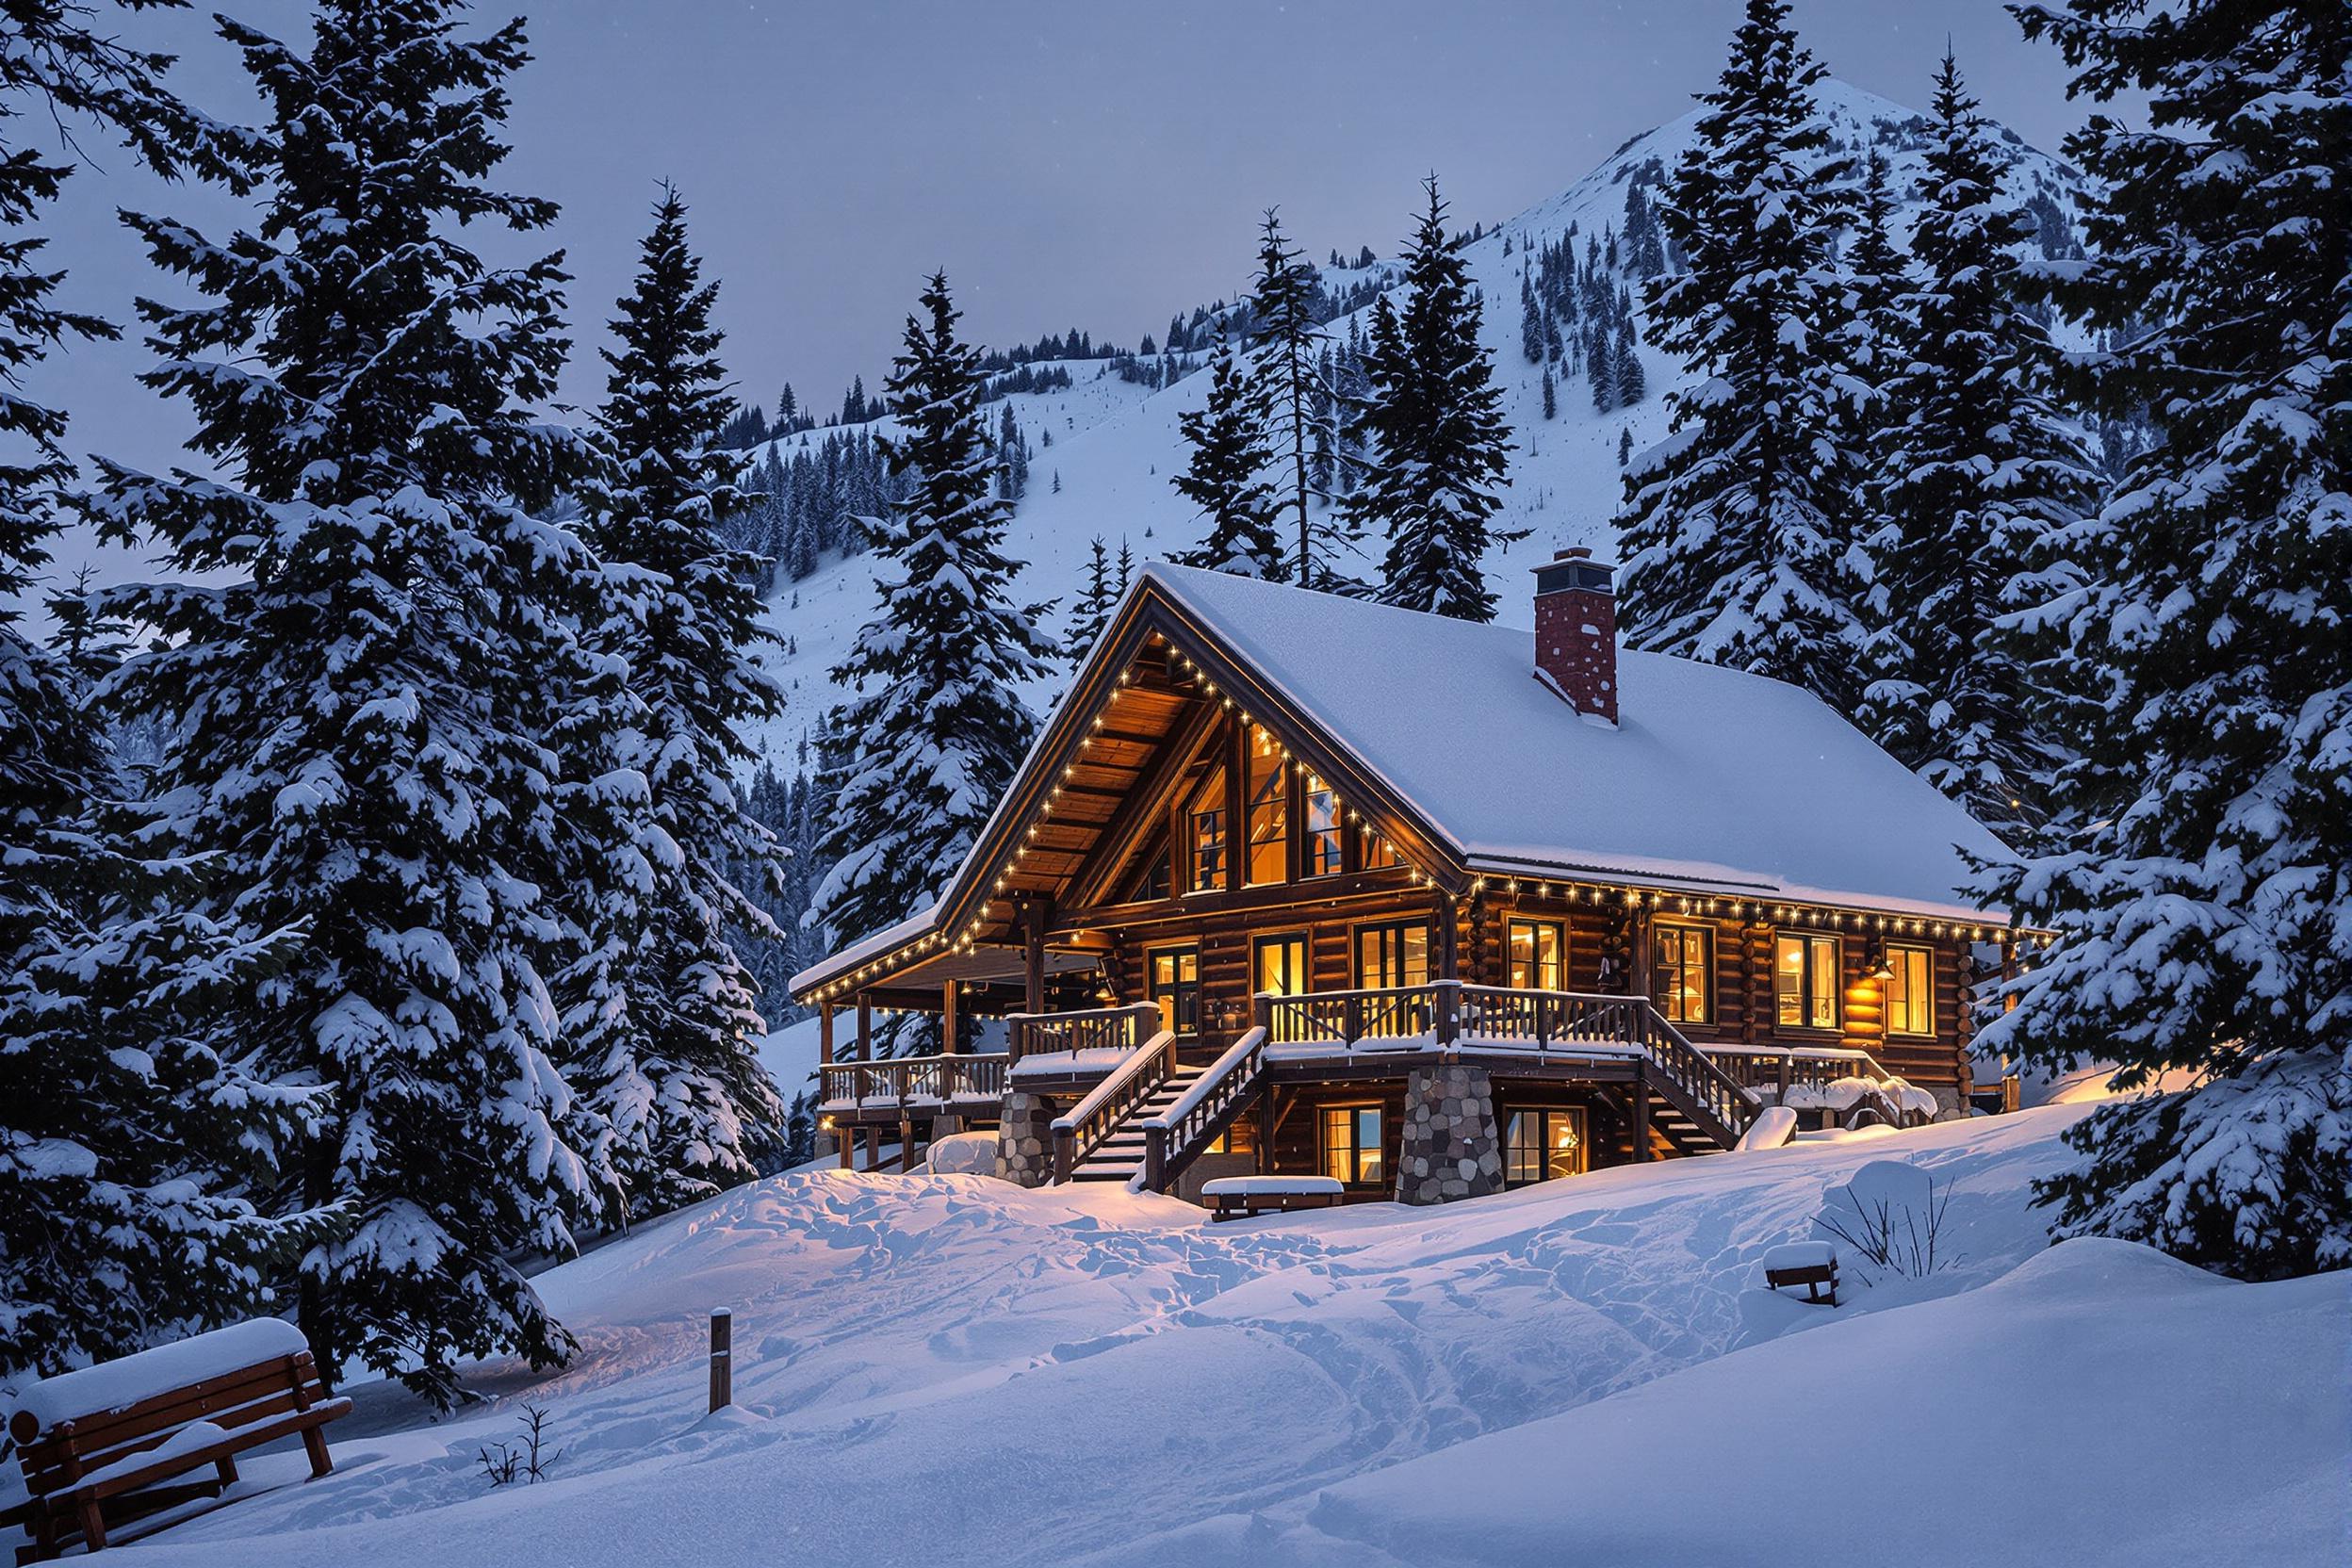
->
[[1761, 1242, 1841, 1307], [1201, 1176, 1346, 1221], [6, 1319, 351, 1561]]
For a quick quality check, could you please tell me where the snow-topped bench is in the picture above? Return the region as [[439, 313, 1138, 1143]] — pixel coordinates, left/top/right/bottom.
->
[[1200, 1175, 1346, 1221], [1759, 1240, 1841, 1306], [6, 1317, 350, 1559]]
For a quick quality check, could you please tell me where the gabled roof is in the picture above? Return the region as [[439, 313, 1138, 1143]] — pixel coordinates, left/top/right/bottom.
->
[[1148, 564, 2014, 918], [792, 563, 2013, 1000]]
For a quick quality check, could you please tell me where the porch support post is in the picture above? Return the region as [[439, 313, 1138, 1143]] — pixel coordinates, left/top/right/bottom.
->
[[1631, 1063, 1652, 1161], [941, 980, 959, 1056], [837, 1119, 854, 1169], [815, 1005, 838, 1164], [1257, 1083, 1276, 1175], [1434, 889, 1459, 980], [899, 1115, 917, 1171], [857, 993, 873, 1059], [1024, 899, 1048, 1015]]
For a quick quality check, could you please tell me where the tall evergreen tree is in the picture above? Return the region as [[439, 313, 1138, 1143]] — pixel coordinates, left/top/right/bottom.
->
[[1854, 57, 2100, 832], [809, 274, 1055, 1053], [1244, 209, 1334, 583], [88, 1, 609, 1405], [1066, 535, 1119, 672], [0, 0, 328, 1381], [572, 184, 788, 1219], [1615, 0, 1867, 708], [1349, 176, 1516, 621], [1170, 339, 1284, 579], [1982, 0, 2352, 1280]]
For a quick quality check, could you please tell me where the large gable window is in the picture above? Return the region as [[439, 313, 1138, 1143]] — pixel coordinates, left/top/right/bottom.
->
[[1774, 933, 1840, 1031], [1186, 763, 1228, 893], [1245, 726, 1286, 886], [1303, 772, 1343, 876]]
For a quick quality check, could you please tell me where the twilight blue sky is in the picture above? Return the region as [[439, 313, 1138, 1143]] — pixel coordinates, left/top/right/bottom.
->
[[32, 0, 2094, 587]]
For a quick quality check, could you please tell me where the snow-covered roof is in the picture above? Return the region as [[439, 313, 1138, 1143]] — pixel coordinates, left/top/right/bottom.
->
[[790, 902, 938, 995], [1144, 564, 2013, 922]]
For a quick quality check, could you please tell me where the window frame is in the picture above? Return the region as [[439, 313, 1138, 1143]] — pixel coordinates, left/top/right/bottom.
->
[[1508, 918, 1567, 992], [1351, 919, 1432, 990], [1650, 921, 1715, 1026], [1773, 932, 1842, 1033], [1252, 931, 1312, 999], [1502, 1106, 1590, 1186], [1885, 941, 1936, 1038], [1300, 771, 1344, 877], [1244, 725, 1288, 888], [1319, 1102, 1386, 1187], [1184, 763, 1229, 894], [1146, 943, 1202, 1038]]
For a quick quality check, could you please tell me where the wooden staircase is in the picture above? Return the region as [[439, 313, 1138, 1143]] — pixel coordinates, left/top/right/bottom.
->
[[1066, 1065, 1205, 1183]]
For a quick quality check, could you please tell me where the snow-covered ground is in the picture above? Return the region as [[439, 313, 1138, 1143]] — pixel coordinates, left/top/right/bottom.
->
[[71, 1106, 2348, 1568]]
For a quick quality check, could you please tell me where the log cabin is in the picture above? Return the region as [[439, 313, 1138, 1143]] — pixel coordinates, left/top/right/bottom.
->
[[790, 554, 2024, 1207]]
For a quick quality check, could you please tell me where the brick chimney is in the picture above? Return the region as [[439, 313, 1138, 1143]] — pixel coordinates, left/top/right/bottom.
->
[[1532, 547, 1619, 724]]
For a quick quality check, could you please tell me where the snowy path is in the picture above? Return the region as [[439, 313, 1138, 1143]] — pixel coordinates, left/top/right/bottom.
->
[[103, 1107, 2348, 1567]]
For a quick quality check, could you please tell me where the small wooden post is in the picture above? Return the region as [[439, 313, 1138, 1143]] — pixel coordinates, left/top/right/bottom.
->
[[835, 1118, 853, 1169], [708, 1309, 732, 1413]]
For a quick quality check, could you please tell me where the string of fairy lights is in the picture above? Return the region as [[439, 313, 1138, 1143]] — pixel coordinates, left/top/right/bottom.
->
[[800, 640, 2054, 1009]]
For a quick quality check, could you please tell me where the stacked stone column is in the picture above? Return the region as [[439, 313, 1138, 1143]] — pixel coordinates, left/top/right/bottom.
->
[[1396, 1063, 1503, 1205], [996, 1091, 1056, 1186]]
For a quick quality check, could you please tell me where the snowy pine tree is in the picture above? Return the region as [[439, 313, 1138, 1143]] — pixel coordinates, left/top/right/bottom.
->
[[1244, 210, 1340, 583], [1979, 0, 2352, 1280], [809, 274, 1055, 1054], [1170, 339, 1284, 579], [1615, 0, 1868, 709], [571, 185, 789, 1220], [1348, 176, 1515, 621], [88, 2, 609, 1404], [1854, 57, 2100, 832], [0, 0, 327, 1380], [1066, 535, 1119, 672]]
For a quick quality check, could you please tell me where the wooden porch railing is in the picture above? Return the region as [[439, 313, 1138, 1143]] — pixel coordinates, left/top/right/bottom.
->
[[1264, 982, 1761, 1146], [1050, 1026, 1177, 1182], [1705, 1043, 1899, 1101], [1262, 983, 1451, 1047], [1140, 1023, 1267, 1193], [1007, 1001, 1164, 1065], [817, 1053, 1008, 1108]]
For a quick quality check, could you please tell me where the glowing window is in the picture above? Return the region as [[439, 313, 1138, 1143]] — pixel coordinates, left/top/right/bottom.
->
[[1254, 934, 1309, 998], [1503, 1108, 1588, 1184], [1245, 727, 1286, 886], [1509, 919, 1565, 991], [1886, 943, 1934, 1037], [1652, 923, 1712, 1024], [1321, 1105, 1385, 1186], [1187, 765, 1227, 892], [1303, 773, 1342, 876], [1775, 933, 1840, 1031]]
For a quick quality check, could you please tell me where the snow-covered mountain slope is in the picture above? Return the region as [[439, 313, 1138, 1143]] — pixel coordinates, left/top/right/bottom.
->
[[90, 1109, 2349, 1568], [745, 78, 2089, 766]]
